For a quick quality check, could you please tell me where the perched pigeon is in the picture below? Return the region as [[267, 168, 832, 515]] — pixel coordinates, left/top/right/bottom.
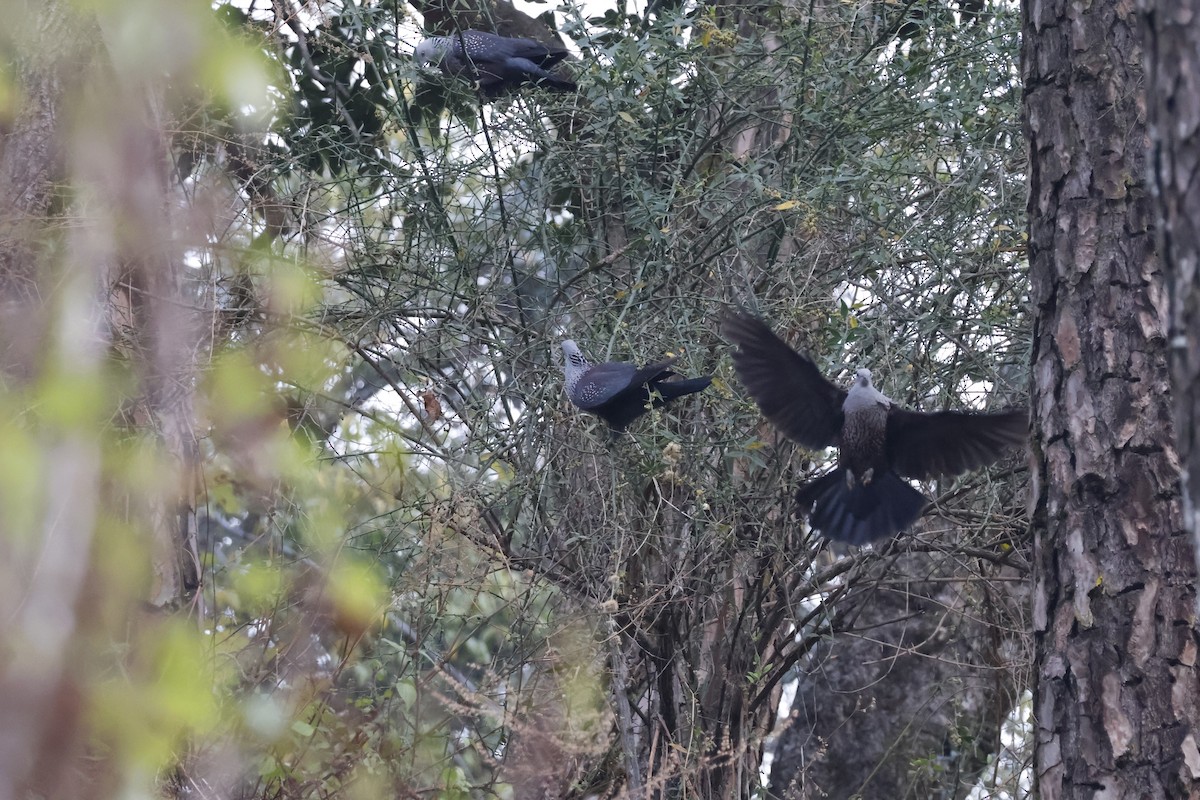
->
[[724, 312, 1026, 544], [413, 30, 576, 98], [561, 340, 712, 431]]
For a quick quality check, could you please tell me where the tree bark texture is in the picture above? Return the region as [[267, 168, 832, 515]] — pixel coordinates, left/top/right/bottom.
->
[[1024, 1, 1200, 797], [1141, 1, 1200, 616]]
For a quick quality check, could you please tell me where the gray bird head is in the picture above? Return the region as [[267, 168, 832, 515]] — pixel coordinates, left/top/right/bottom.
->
[[845, 367, 891, 411], [560, 340, 591, 395], [413, 37, 450, 67]]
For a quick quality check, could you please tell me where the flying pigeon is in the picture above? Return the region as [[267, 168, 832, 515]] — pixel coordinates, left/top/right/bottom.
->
[[413, 30, 577, 98], [724, 312, 1026, 544], [560, 340, 712, 431]]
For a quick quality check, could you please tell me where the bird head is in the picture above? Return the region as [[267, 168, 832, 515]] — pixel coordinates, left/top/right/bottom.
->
[[559, 340, 592, 395], [560, 340, 591, 370], [847, 367, 893, 408], [413, 37, 449, 67]]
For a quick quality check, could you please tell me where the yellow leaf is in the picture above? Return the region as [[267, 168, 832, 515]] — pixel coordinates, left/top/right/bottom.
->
[[773, 200, 798, 211], [618, 111, 636, 124]]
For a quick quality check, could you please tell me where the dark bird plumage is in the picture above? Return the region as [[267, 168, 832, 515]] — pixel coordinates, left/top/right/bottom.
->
[[413, 30, 577, 98], [561, 340, 712, 431], [724, 312, 1027, 544]]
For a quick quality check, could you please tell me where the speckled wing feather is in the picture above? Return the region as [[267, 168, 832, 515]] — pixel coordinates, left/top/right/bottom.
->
[[724, 312, 846, 449], [449, 31, 575, 96], [886, 407, 1027, 480], [572, 358, 678, 410], [460, 32, 567, 67]]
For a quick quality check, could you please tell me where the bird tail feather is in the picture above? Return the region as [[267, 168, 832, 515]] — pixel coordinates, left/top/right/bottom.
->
[[654, 376, 713, 401], [505, 60, 577, 93], [796, 470, 927, 545]]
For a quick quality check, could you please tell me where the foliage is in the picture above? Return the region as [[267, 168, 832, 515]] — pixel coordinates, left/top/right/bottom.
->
[[0, 0, 1030, 797]]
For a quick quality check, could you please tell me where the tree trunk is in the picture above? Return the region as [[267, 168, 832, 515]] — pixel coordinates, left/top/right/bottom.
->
[[1141, 1, 1200, 613], [1024, 1, 1200, 797], [0, 1, 202, 795], [0, 3, 106, 796], [85, 67, 201, 610]]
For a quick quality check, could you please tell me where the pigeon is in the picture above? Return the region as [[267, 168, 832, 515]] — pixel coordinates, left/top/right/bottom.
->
[[413, 30, 577, 98], [560, 340, 712, 432], [724, 312, 1026, 544]]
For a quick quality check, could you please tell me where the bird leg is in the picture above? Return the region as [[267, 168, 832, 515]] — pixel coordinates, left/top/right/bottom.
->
[[845, 468, 874, 489]]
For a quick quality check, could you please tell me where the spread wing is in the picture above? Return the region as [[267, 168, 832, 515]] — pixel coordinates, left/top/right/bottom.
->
[[572, 357, 676, 409], [886, 407, 1027, 480], [724, 312, 846, 449]]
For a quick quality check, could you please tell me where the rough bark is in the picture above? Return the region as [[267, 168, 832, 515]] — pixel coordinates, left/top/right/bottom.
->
[[1141, 1, 1200, 613], [1024, 1, 1200, 797]]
